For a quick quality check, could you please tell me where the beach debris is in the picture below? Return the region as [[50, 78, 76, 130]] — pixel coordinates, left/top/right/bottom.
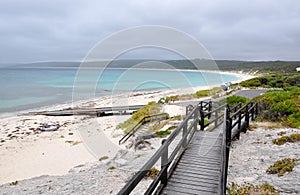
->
[[65, 140, 82, 146], [40, 125, 60, 132]]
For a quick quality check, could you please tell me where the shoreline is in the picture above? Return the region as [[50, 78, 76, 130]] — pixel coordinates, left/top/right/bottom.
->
[[0, 70, 254, 120], [0, 70, 254, 185]]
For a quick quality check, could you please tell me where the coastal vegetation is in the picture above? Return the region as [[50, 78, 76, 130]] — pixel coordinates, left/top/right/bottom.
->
[[219, 95, 250, 107], [146, 167, 160, 179], [18, 60, 300, 74], [117, 101, 161, 133], [237, 73, 300, 128], [158, 87, 223, 104], [227, 182, 279, 195], [155, 126, 177, 137], [10, 181, 18, 186], [107, 166, 116, 170], [266, 158, 298, 177], [99, 156, 109, 161], [240, 73, 300, 88], [253, 87, 300, 128], [272, 133, 300, 145]]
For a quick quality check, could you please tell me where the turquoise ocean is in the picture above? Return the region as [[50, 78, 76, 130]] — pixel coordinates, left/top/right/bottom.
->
[[0, 67, 239, 115]]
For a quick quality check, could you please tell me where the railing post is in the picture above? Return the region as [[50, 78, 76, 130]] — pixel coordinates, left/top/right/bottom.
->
[[255, 103, 258, 117], [243, 104, 249, 133], [237, 111, 241, 139], [200, 110, 205, 131], [161, 139, 168, 187], [251, 103, 255, 121], [182, 120, 187, 148], [225, 112, 232, 195], [215, 110, 218, 127], [199, 101, 203, 111], [194, 107, 198, 131], [208, 101, 212, 119]]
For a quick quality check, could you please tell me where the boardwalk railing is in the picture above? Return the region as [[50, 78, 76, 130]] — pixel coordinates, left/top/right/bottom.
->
[[220, 101, 258, 194], [117, 105, 200, 195], [118, 113, 169, 145], [118, 101, 258, 195]]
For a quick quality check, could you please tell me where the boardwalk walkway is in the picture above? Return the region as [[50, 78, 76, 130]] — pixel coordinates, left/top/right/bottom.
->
[[161, 129, 223, 194], [117, 101, 258, 195]]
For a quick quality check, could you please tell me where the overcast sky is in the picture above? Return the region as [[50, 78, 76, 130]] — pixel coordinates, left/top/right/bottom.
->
[[1, 0, 300, 63]]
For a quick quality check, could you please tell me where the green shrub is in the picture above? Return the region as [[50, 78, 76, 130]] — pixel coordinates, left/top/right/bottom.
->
[[165, 95, 179, 103], [166, 125, 177, 131], [272, 133, 300, 145], [277, 131, 286, 136], [159, 87, 223, 104], [266, 158, 298, 176], [240, 78, 262, 88], [117, 101, 161, 133], [99, 156, 109, 161], [107, 166, 116, 170], [195, 90, 210, 97], [170, 115, 185, 121], [253, 87, 300, 127], [149, 121, 168, 132], [146, 167, 160, 179], [225, 95, 250, 107], [227, 182, 279, 195], [241, 73, 300, 88], [155, 130, 171, 137], [286, 113, 300, 128]]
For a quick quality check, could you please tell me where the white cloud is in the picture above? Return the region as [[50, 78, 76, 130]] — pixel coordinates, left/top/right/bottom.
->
[[0, 0, 299, 63]]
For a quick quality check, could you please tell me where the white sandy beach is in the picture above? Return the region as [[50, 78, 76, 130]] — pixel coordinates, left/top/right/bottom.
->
[[0, 71, 254, 186]]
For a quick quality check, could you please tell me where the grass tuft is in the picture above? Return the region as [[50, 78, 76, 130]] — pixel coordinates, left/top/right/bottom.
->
[[145, 167, 160, 179], [266, 158, 298, 177], [272, 133, 300, 145], [227, 182, 279, 195], [99, 156, 109, 161]]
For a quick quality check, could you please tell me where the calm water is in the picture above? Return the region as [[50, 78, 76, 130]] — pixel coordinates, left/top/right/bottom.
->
[[0, 67, 239, 114]]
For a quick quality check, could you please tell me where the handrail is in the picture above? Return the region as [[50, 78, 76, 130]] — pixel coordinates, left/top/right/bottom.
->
[[118, 113, 168, 145], [118, 101, 259, 195], [199, 103, 227, 130], [117, 105, 199, 195], [219, 102, 258, 194], [219, 106, 228, 194]]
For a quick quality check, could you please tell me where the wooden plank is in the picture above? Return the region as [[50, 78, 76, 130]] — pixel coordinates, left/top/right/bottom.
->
[[179, 158, 221, 166], [162, 183, 217, 194], [160, 128, 223, 195], [175, 166, 220, 175], [176, 163, 221, 172], [168, 178, 218, 189], [170, 172, 219, 183]]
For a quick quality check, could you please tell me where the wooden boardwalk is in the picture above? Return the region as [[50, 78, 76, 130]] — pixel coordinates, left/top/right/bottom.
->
[[161, 129, 223, 195], [117, 101, 258, 195]]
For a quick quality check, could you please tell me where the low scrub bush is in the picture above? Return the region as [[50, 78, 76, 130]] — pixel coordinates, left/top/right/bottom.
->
[[155, 129, 171, 137], [117, 101, 161, 133], [266, 158, 298, 176], [146, 167, 160, 179], [272, 133, 300, 145], [241, 73, 300, 88], [227, 182, 279, 195], [253, 87, 300, 128], [220, 95, 250, 107]]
